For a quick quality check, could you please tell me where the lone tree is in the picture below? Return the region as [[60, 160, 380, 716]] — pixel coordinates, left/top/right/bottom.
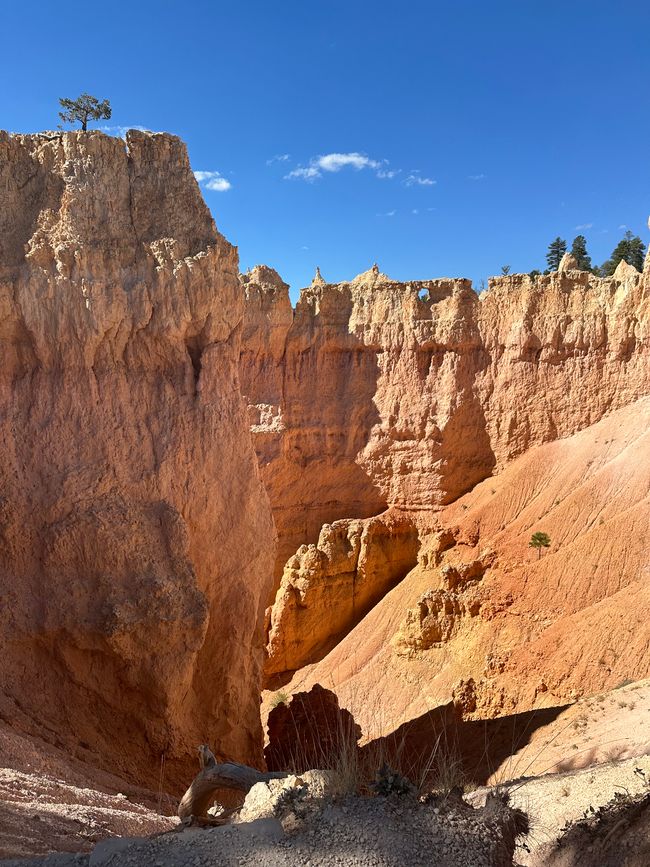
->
[[529, 531, 551, 560], [501, 264, 511, 275], [601, 230, 646, 275], [546, 237, 567, 271], [59, 93, 112, 131], [570, 235, 592, 271]]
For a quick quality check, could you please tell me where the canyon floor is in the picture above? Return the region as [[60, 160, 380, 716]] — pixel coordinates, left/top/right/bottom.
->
[[1, 681, 648, 865]]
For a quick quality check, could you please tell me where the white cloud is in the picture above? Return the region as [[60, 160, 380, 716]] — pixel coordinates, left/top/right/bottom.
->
[[267, 154, 291, 164], [284, 151, 385, 181], [618, 224, 628, 230], [284, 153, 433, 186], [376, 168, 400, 179], [412, 209, 419, 215], [194, 170, 232, 192], [316, 152, 381, 172], [575, 223, 593, 230], [376, 209, 396, 217], [405, 173, 436, 187], [468, 173, 486, 180], [284, 166, 321, 181]]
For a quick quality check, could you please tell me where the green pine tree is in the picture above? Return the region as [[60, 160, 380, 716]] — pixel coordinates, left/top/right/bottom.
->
[[546, 237, 567, 271], [628, 235, 646, 271], [529, 531, 551, 560], [59, 93, 112, 131], [601, 230, 647, 276], [570, 235, 592, 271]]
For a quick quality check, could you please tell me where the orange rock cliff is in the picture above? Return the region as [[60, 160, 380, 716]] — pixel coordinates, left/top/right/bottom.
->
[[0, 130, 275, 787], [240, 257, 650, 725], [1, 128, 648, 787]]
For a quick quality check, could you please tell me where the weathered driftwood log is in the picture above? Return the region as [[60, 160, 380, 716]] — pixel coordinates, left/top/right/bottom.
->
[[177, 745, 288, 820]]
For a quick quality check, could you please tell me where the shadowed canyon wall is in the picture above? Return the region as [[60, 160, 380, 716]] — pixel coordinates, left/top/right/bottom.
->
[[0, 130, 275, 787]]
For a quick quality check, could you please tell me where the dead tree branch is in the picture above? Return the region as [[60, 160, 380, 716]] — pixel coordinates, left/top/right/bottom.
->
[[177, 745, 288, 820]]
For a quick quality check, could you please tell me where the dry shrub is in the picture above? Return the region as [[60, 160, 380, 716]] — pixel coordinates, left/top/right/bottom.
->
[[266, 684, 466, 797]]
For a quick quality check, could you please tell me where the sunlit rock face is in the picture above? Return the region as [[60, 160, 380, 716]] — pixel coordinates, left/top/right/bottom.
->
[[0, 130, 276, 787], [241, 260, 650, 691]]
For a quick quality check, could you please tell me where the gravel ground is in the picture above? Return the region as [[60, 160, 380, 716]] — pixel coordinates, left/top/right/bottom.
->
[[0, 794, 526, 867]]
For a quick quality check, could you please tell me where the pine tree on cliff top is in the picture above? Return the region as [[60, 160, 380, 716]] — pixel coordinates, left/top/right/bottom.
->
[[601, 230, 646, 275], [546, 237, 567, 271], [570, 235, 592, 271], [59, 94, 112, 131]]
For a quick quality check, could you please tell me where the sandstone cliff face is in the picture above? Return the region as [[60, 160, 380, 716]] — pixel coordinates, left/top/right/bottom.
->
[[242, 260, 649, 685], [476, 266, 649, 465], [243, 264, 649, 539], [0, 130, 275, 786], [240, 266, 495, 586]]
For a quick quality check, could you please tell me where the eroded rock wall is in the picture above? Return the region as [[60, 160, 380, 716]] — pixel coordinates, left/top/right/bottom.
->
[[0, 130, 275, 787], [274, 396, 650, 740], [241, 259, 649, 683], [240, 267, 496, 586], [266, 510, 419, 678], [243, 265, 649, 531], [476, 264, 649, 464]]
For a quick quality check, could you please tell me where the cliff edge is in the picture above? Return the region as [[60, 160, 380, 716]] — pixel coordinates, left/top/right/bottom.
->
[[0, 130, 276, 786]]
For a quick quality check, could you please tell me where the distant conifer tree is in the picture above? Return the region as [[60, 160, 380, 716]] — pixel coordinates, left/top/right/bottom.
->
[[601, 230, 646, 275], [546, 237, 567, 271], [59, 93, 112, 131], [529, 531, 551, 560], [570, 235, 592, 271], [501, 264, 511, 275]]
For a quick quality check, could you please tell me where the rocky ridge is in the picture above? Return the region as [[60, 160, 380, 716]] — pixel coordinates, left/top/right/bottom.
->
[[0, 130, 275, 786]]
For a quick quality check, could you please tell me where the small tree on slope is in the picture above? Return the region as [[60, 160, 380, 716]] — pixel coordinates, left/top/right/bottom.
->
[[59, 93, 112, 131], [529, 531, 551, 560]]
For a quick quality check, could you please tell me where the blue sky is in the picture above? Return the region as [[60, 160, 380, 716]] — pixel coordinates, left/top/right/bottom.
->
[[2, 0, 649, 300]]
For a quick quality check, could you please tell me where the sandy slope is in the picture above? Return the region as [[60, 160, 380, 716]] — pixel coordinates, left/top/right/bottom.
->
[[273, 397, 650, 737], [470, 753, 650, 866], [0, 720, 175, 859]]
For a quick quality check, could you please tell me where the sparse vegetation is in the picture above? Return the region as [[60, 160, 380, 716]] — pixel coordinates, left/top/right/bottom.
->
[[271, 690, 289, 708], [59, 93, 112, 131], [546, 237, 567, 271], [275, 690, 467, 798], [601, 230, 646, 275], [529, 531, 551, 559]]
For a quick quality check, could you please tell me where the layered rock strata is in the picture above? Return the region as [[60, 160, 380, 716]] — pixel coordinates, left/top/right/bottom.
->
[[241, 258, 650, 689], [0, 130, 275, 786]]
